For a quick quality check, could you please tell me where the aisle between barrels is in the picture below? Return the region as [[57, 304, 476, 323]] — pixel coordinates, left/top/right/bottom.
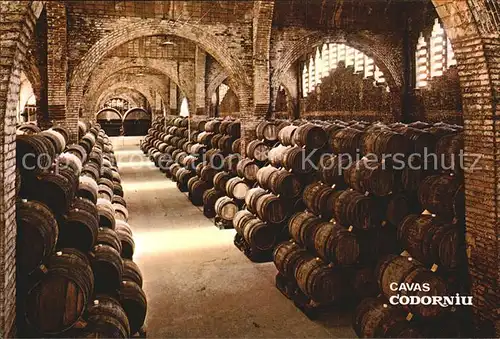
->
[[112, 137, 354, 338]]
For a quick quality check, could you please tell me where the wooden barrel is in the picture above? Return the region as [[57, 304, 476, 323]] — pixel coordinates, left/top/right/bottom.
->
[[16, 200, 58, 277], [226, 177, 250, 200], [202, 188, 225, 218], [16, 135, 53, 175], [223, 154, 240, 174], [213, 171, 232, 193], [268, 168, 302, 198], [293, 123, 327, 149], [246, 140, 269, 162], [98, 183, 114, 201], [118, 280, 147, 335], [241, 218, 278, 250], [384, 193, 410, 226], [334, 190, 378, 230], [255, 193, 287, 224], [188, 177, 211, 206], [312, 222, 359, 265], [40, 130, 66, 154], [113, 202, 129, 221], [303, 182, 336, 218], [397, 214, 463, 270], [256, 166, 277, 190], [24, 249, 94, 334], [168, 163, 181, 180], [97, 198, 116, 229], [435, 132, 463, 174], [123, 259, 143, 288], [82, 162, 100, 181], [33, 171, 75, 215], [295, 255, 349, 303], [353, 296, 422, 338], [116, 221, 135, 259], [236, 158, 259, 181], [85, 295, 130, 338], [273, 241, 308, 279], [418, 174, 464, 221], [330, 127, 364, 155], [268, 144, 288, 167], [66, 144, 88, 163], [245, 187, 267, 214], [59, 203, 99, 252], [278, 125, 297, 146], [282, 146, 315, 174], [288, 212, 322, 249], [344, 159, 395, 197], [200, 165, 217, 183], [318, 154, 349, 188], [196, 120, 208, 131], [231, 138, 241, 154], [226, 121, 241, 138], [218, 135, 234, 155], [398, 126, 437, 156], [363, 128, 410, 157], [211, 133, 223, 149], [205, 120, 221, 133], [91, 243, 124, 293], [255, 121, 277, 141], [233, 210, 254, 235], [215, 196, 239, 221], [205, 149, 224, 168], [376, 254, 449, 317], [176, 167, 195, 192], [97, 227, 122, 253]]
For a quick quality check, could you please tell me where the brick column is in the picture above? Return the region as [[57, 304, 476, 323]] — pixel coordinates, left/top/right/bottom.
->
[[0, 2, 39, 336], [46, 1, 73, 138], [194, 46, 206, 116], [434, 1, 500, 335], [169, 79, 177, 115]]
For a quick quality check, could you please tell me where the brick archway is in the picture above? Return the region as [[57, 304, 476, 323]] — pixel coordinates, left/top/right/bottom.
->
[[271, 30, 402, 94], [83, 57, 191, 116], [68, 19, 251, 131], [430, 1, 499, 335], [101, 94, 141, 110], [96, 85, 155, 114]]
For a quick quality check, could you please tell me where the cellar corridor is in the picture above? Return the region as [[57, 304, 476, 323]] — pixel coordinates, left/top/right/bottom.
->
[[112, 137, 354, 338]]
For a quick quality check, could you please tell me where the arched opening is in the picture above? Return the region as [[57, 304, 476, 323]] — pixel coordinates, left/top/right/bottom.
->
[[123, 107, 151, 136], [103, 97, 131, 115], [210, 82, 240, 117], [96, 107, 123, 136], [299, 43, 391, 120], [17, 71, 37, 124], [179, 97, 189, 117]]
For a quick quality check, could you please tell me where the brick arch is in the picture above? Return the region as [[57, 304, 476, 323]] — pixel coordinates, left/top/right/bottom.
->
[[0, 1, 45, 335], [101, 95, 141, 110], [271, 30, 402, 93], [98, 90, 149, 112], [83, 57, 190, 114], [429, 1, 499, 335], [96, 86, 153, 111], [253, 1, 275, 116], [21, 51, 41, 105], [68, 19, 251, 123], [91, 74, 169, 116]]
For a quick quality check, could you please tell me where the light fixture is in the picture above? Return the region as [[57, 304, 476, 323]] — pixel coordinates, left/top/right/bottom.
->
[[136, 73, 144, 76], [159, 41, 175, 46]]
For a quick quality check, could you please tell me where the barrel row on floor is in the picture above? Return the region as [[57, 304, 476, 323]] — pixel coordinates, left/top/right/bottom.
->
[[16, 122, 147, 338]]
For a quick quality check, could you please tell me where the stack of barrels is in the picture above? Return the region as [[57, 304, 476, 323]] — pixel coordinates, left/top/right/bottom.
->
[[232, 120, 308, 261], [244, 118, 470, 332], [139, 116, 243, 222], [16, 122, 147, 338]]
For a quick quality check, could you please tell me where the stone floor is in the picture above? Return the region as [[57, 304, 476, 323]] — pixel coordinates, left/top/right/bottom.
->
[[112, 136, 355, 338]]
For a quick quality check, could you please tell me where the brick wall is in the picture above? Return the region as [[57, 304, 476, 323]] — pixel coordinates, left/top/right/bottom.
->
[[433, 0, 499, 335], [0, 1, 41, 336]]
